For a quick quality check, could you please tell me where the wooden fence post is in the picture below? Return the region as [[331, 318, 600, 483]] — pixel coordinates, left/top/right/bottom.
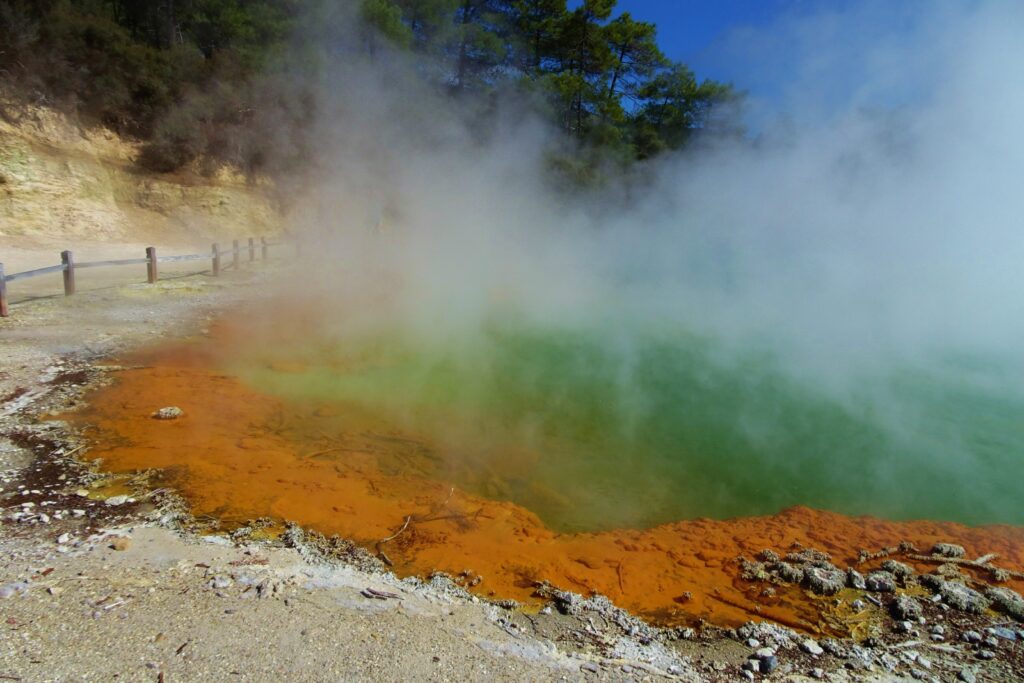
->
[[0, 263, 8, 318], [212, 243, 221, 276], [232, 239, 240, 270], [146, 247, 158, 283], [248, 237, 255, 262], [61, 250, 76, 296], [261, 237, 268, 262]]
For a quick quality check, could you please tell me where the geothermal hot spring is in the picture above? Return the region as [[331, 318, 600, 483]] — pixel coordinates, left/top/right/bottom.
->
[[72, 272, 1024, 631]]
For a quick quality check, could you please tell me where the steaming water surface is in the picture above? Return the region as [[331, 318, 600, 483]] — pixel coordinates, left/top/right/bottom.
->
[[228, 320, 1024, 533]]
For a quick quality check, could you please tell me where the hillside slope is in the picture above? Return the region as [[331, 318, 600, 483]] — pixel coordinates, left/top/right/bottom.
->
[[0, 107, 280, 246]]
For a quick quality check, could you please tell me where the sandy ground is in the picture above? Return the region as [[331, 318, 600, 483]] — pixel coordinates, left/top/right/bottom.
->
[[2, 243, 1022, 683]]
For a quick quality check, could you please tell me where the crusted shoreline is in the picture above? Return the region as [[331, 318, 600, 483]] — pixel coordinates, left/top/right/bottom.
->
[[2, 262, 1023, 682]]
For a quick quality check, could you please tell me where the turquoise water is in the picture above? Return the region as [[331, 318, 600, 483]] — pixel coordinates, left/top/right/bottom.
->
[[235, 321, 1024, 532]]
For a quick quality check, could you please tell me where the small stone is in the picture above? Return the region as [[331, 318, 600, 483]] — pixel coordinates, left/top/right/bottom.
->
[[152, 406, 184, 420], [803, 566, 846, 596], [741, 671, 755, 681], [929, 625, 945, 635], [755, 647, 776, 659], [47, 586, 63, 596], [937, 581, 990, 614], [75, 489, 89, 497], [747, 638, 760, 648], [851, 599, 866, 611], [866, 571, 896, 592], [930, 633, 945, 642], [72, 509, 85, 517], [976, 650, 995, 660], [104, 495, 129, 507], [892, 594, 923, 621], [932, 543, 966, 558], [916, 655, 932, 670], [989, 627, 1017, 641], [986, 586, 1024, 621], [210, 576, 232, 590], [983, 636, 999, 649], [56, 533, 70, 544], [580, 662, 599, 674], [744, 659, 761, 673], [957, 668, 978, 683], [847, 567, 866, 590], [895, 620, 914, 633], [801, 639, 825, 656], [881, 560, 915, 579], [961, 630, 982, 644], [810, 668, 825, 680]]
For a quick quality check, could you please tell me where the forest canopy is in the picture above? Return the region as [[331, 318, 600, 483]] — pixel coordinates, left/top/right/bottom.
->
[[0, 0, 739, 177]]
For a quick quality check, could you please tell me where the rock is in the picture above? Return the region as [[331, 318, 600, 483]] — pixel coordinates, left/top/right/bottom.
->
[[851, 599, 866, 611], [741, 671, 755, 681], [75, 489, 89, 497], [743, 659, 761, 673], [983, 636, 999, 649], [989, 626, 1017, 641], [755, 647, 776, 659], [803, 566, 846, 595], [109, 537, 130, 551], [895, 620, 913, 633], [759, 549, 780, 562], [891, 594, 923, 620], [929, 625, 945, 636], [0, 581, 30, 598], [580, 662, 599, 674], [986, 586, 1024, 621], [759, 654, 778, 673], [976, 650, 995, 660], [961, 630, 982, 644], [71, 509, 85, 517], [957, 668, 977, 683], [881, 560, 915, 580], [937, 581, 990, 614], [846, 567, 866, 590], [801, 639, 825, 656], [865, 571, 896, 592], [104, 495, 129, 506], [210, 575, 232, 590], [820, 639, 847, 657], [746, 638, 760, 648], [932, 543, 966, 558], [810, 668, 825, 680], [774, 561, 804, 583], [152, 406, 184, 420], [56, 533, 70, 544]]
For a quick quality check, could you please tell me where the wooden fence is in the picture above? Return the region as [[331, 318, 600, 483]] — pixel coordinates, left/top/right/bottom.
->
[[0, 237, 285, 318]]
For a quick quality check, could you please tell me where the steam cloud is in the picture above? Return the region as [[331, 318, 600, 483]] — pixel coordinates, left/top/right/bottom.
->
[[250, 1, 1024, 529]]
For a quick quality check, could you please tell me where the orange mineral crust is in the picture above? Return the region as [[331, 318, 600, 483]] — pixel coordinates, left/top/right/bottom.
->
[[72, 341, 1024, 632]]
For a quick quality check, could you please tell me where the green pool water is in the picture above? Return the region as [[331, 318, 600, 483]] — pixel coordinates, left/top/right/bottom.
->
[[231, 319, 1024, 532]]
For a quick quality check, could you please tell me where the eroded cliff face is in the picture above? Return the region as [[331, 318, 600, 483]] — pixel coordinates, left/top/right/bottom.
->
[[0, 107, 280, 244]]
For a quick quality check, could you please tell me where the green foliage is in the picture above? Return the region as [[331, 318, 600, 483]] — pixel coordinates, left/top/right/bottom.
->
[[0, 0, 741, 178]]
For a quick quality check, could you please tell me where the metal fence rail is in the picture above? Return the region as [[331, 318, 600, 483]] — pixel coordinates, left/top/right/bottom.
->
[[0, 236, 285, 318]]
